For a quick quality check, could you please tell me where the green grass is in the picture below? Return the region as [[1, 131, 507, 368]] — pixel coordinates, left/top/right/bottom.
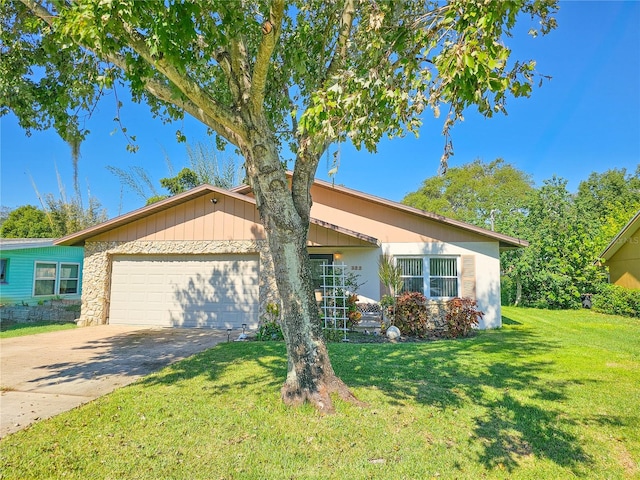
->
[[0, 320, 77, 338], [1, 307, 639, 479]]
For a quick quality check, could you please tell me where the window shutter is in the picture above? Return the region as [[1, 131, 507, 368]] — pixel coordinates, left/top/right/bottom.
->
[[461, 255, 476, 299]]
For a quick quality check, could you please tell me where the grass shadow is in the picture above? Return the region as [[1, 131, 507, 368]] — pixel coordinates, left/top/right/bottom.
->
[[142, 324, 594, 474], [501, 315, 521, 325], [329, 326, 593, 474]]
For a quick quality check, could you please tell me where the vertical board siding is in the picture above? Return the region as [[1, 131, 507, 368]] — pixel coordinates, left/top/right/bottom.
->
[[88, 194, 267, 243]]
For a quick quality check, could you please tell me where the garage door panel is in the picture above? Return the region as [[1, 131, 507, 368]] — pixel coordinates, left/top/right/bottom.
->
[[109, 254, 259, 328]]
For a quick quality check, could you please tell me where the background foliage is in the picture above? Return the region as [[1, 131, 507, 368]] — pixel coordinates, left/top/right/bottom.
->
[[404, 162, 640, 310]]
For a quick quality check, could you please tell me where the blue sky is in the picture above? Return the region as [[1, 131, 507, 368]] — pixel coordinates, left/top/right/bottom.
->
[[1, 1, 639, 219]]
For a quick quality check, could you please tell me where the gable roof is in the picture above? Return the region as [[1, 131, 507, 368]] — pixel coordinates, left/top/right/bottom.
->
[[55, 177, 527, 249], [54, 184, 380, 247], [599, 209, 640, 261], [233, 175, 528, 249]]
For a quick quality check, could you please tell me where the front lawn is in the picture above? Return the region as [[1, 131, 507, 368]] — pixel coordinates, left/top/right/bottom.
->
[[1, 307, 638, 479], [0, 320, 77, 338]]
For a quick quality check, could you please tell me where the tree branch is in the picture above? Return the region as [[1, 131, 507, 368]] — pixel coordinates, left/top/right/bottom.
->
[[116, 21, 247, 143], [323, 0, 355, 82], [21, 0, 249, 147], [143, 78, 246, 148], [291, 134, 330, 223], [250, 0, 284, 114], [229, 37, 252, 105]]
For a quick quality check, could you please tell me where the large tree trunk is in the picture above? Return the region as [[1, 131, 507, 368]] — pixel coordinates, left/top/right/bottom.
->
[[241, 119, 361, 413]]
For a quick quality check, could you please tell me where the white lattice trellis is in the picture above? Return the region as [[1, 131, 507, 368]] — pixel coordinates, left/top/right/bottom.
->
[[319, 262, 348, 341]]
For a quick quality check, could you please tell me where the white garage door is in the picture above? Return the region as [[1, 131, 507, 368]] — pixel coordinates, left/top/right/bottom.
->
[[108, 254, 259, 329]]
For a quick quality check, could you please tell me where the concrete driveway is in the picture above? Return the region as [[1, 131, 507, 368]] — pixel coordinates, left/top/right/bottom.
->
[[0, 326, 228, 438]]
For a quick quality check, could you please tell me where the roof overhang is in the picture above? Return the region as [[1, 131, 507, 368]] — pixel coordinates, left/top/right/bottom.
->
[[310, 218, 380, 247], [54, 184, 381, 248], [56, 174, 530, 250], [0, 238, 56, 250], [233, 174, 529, 250]]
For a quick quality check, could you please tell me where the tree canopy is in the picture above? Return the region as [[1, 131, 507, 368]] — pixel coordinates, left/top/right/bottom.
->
[[2, 0, 557, 162], [404, 163, 639, 309], [0, 205, 54, 238], [402, 158, 534, 230], [1, 0, 558, 412]]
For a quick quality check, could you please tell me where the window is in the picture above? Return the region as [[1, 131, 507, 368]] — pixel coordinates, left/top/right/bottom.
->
[[396, 256, 459, 299], [33, 262, 80, 296], [429, 258, 458, 298], [309, 254, 334, 290], [34, 262, 57, 296], [59, 263, 79, 294], [0, 259, 7, 283], [397, 258, 424, 293]]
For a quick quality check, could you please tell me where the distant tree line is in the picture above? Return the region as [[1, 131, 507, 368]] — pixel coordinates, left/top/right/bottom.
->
[[403, 160, 640, 309], [1, 142, 241, 238], [0, 175, 108, 238]]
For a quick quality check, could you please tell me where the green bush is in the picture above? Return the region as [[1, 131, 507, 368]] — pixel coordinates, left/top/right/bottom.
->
[[592, 284, 640, 318], [255, 302, 284, 341], [255, 320, 284, 341], [445, 297, 483, 338], [322, 328, 345, 343], [394, 292, 429, 338]]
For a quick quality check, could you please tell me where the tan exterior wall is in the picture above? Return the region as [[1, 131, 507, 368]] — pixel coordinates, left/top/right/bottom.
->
[[79, 240, 278, 326], [607, 225, 640, 289], [309, 184, 490, 244], [91, 194, 266, 243], [88, 192, 373, 247]]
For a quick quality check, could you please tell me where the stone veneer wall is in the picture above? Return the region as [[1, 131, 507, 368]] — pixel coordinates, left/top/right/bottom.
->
[[80, 240, 278, 326]]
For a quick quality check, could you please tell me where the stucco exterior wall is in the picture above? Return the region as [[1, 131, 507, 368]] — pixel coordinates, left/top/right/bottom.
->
[[308, 241, 502, 330], [384, 241, 502, 329], [79, 240, 278, 326]]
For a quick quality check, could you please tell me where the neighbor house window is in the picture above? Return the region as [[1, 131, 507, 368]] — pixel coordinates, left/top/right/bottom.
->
[[59, 263, 79, 294], [33, 262, 80, 296], [397, 256, 459, 299], [0, 259, 7, 283]]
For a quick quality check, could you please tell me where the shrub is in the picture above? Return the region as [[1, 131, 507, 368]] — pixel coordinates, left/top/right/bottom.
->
[[256, 302, 284, 341], [322, 328, 345, 343], [346, 294, 362, 329], [394, 292, 429, 337], [445, 297, 483, 338], [592, 284, 640, 318]]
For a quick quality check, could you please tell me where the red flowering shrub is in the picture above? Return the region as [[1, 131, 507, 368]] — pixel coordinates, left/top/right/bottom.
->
[[394, 292, 429, 337], [445, 297, 483, 338]]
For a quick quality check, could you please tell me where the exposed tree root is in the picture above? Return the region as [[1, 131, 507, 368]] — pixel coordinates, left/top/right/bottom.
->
[[281, 374, 367, 414]]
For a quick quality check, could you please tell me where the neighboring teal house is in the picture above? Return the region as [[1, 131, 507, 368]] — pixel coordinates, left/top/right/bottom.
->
[[0, 239, 84, 306]]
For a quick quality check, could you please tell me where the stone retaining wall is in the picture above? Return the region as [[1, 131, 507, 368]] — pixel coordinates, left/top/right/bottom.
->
[[0, 300, 81, 323]]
